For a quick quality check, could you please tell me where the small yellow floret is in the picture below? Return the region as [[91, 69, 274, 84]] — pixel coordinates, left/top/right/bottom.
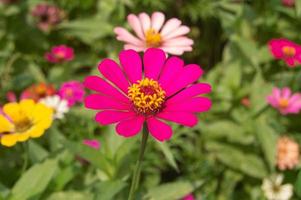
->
[[128, 78, 165, 115], [145, 29, 162, 48]]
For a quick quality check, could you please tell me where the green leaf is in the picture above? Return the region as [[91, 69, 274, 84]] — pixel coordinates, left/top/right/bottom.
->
[[9, 159, 58, 200], [28, 140, 49, 163], [47, 191, 93, 200], [295, 170, 301, 197], [65, 141, 113, 177], [255, 116, 277, 172], [206, 142, 268, 178], [95, 180, 126, 200], [145, 181, 203, 200], [157, 143, 179, 172], [0, 182, 10, 200]]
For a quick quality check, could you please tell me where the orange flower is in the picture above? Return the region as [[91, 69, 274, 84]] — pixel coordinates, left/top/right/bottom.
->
[[277, 136, 299, 170], [21, 83, 56, 102]]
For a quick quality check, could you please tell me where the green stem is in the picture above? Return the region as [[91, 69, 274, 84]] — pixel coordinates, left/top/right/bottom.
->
[[127, 125, 149, 200], [21, 142, 29, 173]]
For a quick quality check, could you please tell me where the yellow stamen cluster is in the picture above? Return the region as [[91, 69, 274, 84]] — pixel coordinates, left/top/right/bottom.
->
[[128, 78, 165, 115], [279, 98, 289, 108], [282, 46, 296, 57], [145, 29, 162, 48]]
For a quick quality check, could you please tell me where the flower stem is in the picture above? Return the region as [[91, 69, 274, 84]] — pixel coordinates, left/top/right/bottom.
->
[[127, 125, 149, 200]]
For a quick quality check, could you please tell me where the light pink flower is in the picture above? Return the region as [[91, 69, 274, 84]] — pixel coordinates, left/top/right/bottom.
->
[[182, 194, 195, 200], [84, 48, 211, 142], [59, 81, 84, 107], [45, 45, 74, 63], [6, 92, 17, 102], [277, 136, 299, 170], [282, 0, 295, 7], [114, 12, 193, 55], [267, 87, 301, 115], [83, 139, 100, 150], [268, 38, 301, 67]]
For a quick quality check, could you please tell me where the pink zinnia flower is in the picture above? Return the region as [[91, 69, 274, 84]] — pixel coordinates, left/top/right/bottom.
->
[[277, 136, 299, 170], [31, 3, 65, 32], [282, 0, 295, 7], [114, 12, 193, 55], [182, 194, 195, 200], [83, 139, 100, 150], [84, 48, 211, 142], [59, 81, 85, 107], [6, 92, 17, 102], [45, 45, 74, 63], [267, 87, 301, 115], [268, 38, 301, 67]]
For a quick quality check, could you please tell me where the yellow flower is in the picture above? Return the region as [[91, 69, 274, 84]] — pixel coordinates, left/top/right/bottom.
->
[[0, 99, 53, 147]]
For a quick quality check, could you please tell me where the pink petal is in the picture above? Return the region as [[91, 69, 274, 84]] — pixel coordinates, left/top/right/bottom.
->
[[83, 76, 129, 103], [116, 116, 145, 137], [159, 56, 184, 89], [98, 59, 130, 93], [285, 58, 296, 67], [167, 83, 212, 104], [95, 110, 136, 125], [156, 111, 198, 127], [282, 87, 292, 99], [124, 44, 146, 52], [164, 64, 203, 97], [83, 139, 100, 150], [119, 49, 142, 83], [147, 117, 172, 142], [144, 48, 166, 80], [151, 12, 165, 32], [161, 46, 192, 55], [114, 27, 144, 46], [139, 12, 151, 33], [127, 14, 144, 39], [162, 26, 190, 40], [164, 97, 212, 113], [84, 94, 130, 110], [163, 37, 194, 46], [160, 18, 182, 37]]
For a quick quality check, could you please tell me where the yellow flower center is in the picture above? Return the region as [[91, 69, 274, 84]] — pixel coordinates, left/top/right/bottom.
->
[[127, 78, 166, 115], [282, 46, 296, 57], [145, 29, 162, 48], [279, 98, 289, 108]]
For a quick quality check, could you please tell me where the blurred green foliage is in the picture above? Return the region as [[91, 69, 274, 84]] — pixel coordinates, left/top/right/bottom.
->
[[1, 0, 301, 199]]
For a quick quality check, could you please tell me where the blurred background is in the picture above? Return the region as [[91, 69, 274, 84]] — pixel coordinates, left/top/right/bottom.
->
[[1, 0, 301, 199]]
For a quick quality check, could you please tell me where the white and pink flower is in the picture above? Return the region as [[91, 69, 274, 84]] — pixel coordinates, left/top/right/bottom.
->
[[114, 12, 193, 55]]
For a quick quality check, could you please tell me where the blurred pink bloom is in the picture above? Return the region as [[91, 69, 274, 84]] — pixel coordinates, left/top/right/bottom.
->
[[6, 92, 17, 102], [83, 139, 100, 150], [282, 0, 295, 7], [182, 194, 195, 200], [59, 81, 84, 107], [84, 48, 211, 142], [31, 3, 65, 32], [277, 136, 299, 170], [268, 38, 301, 67], [114, 12, 193, 55], [241, 96, 251, 108], [267, 87, 301, 115], [45, 45, 74, 63]]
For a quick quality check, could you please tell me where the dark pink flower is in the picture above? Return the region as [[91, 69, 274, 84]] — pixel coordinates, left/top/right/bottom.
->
[[59, 81, 84, 107], [182, 194, 195, 200], [83, 139, 100, 150], [84, 48, 211, 142], [31, 3, 65, 32], [268, 38, 301, 67], [282, 0, 295, 7], [267, 87, 301, 115], [45, 45, 74, 63]]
